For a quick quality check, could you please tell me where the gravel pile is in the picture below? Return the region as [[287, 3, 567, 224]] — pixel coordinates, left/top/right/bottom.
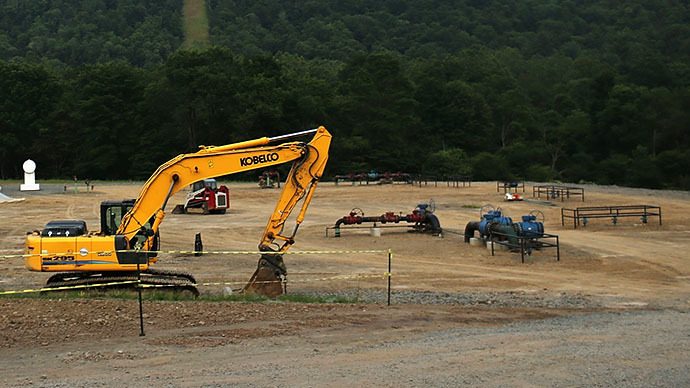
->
[[300, 289, 613, 309]]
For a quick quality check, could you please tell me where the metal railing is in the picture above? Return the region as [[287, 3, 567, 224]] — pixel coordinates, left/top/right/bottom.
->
[[561, 205, 661, 229]]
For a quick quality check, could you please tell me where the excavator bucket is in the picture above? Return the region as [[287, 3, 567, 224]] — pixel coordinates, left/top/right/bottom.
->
[[242, 254, 286, 298], [171, 204, 185, 214], [243, 267, 284, 298]]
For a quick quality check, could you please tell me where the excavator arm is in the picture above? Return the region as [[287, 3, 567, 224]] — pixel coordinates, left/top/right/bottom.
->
[[121, 126, 331, 296], [117, 127, 328, 236], [245, 132, 331, 296]]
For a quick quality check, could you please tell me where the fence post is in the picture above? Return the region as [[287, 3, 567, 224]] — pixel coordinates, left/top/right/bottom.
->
[[387, 249, 392, 306], [556, 235, 560, 261], [137, 262, 145, 336]]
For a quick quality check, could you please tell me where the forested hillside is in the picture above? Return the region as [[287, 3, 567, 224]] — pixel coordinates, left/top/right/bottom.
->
[[1, 0, 688, 189]]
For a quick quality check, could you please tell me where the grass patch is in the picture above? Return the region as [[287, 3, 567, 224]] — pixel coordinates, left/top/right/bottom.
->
[[200, 292, 270, 303], [277, 293, 359, 304], [462, 204, 481, 209], [182, 0, 210, 49], [198, 292, 359, 304]]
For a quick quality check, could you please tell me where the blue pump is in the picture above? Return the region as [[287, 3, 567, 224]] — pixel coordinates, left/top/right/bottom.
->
[[477, 210, 513, 237], [513, 215, 544, 239]]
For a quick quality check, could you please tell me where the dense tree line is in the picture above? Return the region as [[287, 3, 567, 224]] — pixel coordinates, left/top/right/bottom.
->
[[0, 1, 688, 189], [0, 0, 183, 67], [208, 0, 690, 71]]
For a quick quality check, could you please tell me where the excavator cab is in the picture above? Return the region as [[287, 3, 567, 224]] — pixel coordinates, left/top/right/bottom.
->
[[100, 200, 136, 235], [100, 200, 159, 252]]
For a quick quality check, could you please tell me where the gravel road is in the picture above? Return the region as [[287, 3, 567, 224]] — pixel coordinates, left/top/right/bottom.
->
[[365, 309, 690, 388], [4, 307, 685, 388]]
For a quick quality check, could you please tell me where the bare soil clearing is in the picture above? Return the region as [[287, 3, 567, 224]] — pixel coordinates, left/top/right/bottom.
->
[[0, 181, 688, 387]]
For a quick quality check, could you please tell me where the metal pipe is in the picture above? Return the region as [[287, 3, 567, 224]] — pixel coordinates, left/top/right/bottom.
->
[[333, 211, 442, 237], [161, 175, 178, 211], [198, 137, 270, 153], [491, 224, 519, 246], [464, 221, 479, 243], [334, 218, 347, 229], [269, 128, 318, 143]]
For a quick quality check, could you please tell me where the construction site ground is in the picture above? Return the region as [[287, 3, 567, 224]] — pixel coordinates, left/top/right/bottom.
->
[[0, 181, 688, 387]]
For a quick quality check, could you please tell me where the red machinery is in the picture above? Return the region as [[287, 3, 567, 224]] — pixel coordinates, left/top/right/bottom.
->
[[329, 201, 441, 237], [172, 178, 229, 214], [334, 171, 412, 185]]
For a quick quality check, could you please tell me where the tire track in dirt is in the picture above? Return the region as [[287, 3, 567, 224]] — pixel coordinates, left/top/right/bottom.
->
[[362, 248, 687, 297], [92, 201, 100, 219], [65, 203, 75, 218], [556, 230, 689, 276]]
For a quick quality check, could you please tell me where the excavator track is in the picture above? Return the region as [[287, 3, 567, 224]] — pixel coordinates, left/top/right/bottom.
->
[[142, 268, 197, 284], [44, 270, 199, 297]]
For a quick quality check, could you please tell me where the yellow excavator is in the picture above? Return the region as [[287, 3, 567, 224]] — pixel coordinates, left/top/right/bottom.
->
[[25, 126, 332, 297]]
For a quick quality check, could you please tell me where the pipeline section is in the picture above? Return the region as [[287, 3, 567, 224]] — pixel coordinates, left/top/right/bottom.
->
[[333, 203, 441, 237]]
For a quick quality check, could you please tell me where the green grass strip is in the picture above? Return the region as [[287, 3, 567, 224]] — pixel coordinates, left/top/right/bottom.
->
[[0, 290, 361, 304], [182, 0, 210, 49]]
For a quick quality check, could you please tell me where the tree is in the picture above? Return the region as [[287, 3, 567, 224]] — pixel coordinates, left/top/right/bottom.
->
[[63, 61, 150, 179], [161, 47, 242, 150], [334, 53, 420, 172], [493, 88, 531, 148], [540, 109, 588, 176], [0, 61, 60, 179], [425, 148, 471, 179]]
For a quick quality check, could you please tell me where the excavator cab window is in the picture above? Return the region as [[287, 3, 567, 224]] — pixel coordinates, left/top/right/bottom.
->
[[100, 200, 158, 252], [100, 200, 154, 236], [106, 206, 125, 235], [192, 179, 217, 192]]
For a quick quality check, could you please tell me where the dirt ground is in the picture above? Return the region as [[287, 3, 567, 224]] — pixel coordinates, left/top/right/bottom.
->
[[0, 181, 688, 387]]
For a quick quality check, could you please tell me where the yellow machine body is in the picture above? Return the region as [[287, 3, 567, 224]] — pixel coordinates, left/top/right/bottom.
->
[[24, 126, 332, 296], [25, 235, 150, 272]]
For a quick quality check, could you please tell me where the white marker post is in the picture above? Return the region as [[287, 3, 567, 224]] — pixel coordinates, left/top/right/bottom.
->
[[20, 159, 40, 191]]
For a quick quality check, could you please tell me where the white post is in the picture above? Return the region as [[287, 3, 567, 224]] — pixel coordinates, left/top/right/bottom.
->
[[20, 159, 40, 191]]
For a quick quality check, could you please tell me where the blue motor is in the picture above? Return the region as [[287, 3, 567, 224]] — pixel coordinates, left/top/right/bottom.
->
[[513, 215, 544, 239], [478, 210, 513, 237], [416, 203, 429, 215]]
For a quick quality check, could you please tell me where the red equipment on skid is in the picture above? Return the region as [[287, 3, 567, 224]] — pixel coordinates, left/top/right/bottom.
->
[[172, 178, 229, 214], [504, 193, 523, 201], [330, 200, 442, 237]]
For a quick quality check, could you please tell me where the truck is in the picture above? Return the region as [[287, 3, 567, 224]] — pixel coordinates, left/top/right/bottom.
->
[[25, 127, 332, 298]]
